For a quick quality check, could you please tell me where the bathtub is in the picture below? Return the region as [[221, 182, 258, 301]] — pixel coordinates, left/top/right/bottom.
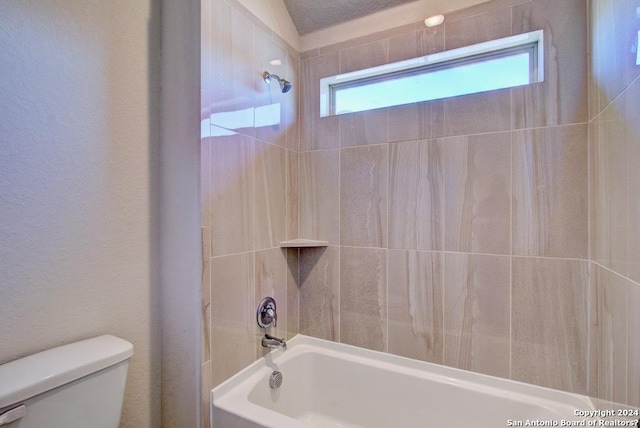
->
[[211, 335, 596, 428]]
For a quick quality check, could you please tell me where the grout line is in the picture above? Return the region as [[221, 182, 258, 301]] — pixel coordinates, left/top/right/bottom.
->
[[442, 137, 448, 366], [211, 246, 297, 260], [592, 73, 640, 121], [591, 261, 640, 288], [252, 250, 257, 361], [299, 122, 591, 155], [337, 137, 342, 344], [336, 246, 341, 343], [338, 245, 589, 262], [211, 248, 589, 262], [297, 248, 300, 335], [586, 97, 592, 394], [509, 129, 513, 380], [442, 239, 447, 365], [385, 136, 390, 354], [442, 16, 448, 367]]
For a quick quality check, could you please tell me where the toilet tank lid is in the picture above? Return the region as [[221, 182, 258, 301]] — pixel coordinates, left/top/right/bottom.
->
[[0, 335, 133, 409]]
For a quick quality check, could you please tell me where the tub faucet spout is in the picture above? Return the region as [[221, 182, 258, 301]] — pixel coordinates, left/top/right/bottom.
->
[[262, 334, 287, 351]]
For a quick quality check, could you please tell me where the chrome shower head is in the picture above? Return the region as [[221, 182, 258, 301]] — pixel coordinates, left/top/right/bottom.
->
[[280, 79, 292, 93], [263, 71, 292, 93]]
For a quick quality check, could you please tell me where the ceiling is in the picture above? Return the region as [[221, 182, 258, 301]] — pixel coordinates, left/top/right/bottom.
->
[[283, 0, 418, 35]]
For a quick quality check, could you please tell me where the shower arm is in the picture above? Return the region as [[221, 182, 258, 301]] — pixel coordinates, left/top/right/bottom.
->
[[262, 71, 292, 93]]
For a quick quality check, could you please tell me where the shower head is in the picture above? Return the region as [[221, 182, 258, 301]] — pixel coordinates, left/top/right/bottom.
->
[[263, 71, 292, 93], [280, 79, 293, 93]]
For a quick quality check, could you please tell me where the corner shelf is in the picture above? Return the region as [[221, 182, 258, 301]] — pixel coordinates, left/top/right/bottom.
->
[[279, 239, 329, 248]]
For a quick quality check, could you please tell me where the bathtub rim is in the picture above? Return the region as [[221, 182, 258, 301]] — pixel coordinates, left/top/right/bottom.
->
[[210, 334, 596, 427]]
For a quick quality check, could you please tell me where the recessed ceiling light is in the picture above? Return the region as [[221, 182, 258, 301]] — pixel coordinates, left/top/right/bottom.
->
[[424, 14, 445, 27], [269, 59, 282, 66]]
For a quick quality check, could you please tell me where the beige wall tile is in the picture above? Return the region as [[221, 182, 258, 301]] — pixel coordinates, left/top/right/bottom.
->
[[210, 6, 256, 137], [512, 0, 588, 128], [285, 248, 299, 339], [591, 103, 628, 274], [445, 132, 511, 254], [445, 6, 512, 50], [301, 49, 318, 60], [627, 275, 640, 406], [254, 141, 287, 249], [444, 253, 510, 378], [201, 0, 212, 123], [254, 26, 289, 147], [340, 145, 389, 247], [286, 150, 298, 241], [299, 246, 340, 341], [589, 0, 640, 410], [202, 227, 211, 363], [511, 257, 588, 394], [300, 53, 340, 151], [211, 322, 256, 388], [201, 139, 211, 227], [624, 79, 640, 284], [339, 39, 388, 74], [388, 250, 443, 363], [201, 361, 212, 428], [340, 109, 389, 147], [204, 0, 302, 397], [300, 48, 320, 61], [340, 247, 387, 351], [387, 100, 445, 143], [299, 149, 340, 244], [389, 139, 444, 250], [590, 75, 640, 283], [210, 134, 254, 256], [319, 23, 415, 57], [284, 51, 300, 152], [589, 120, 597, 267], [444, 89, 512, 136], [589, 0, 640, 118], [388, 26, 444, 63], [211, 252, 255, 386], [512, 125, 588, 258], [445, 0, 531, 22], [254, 248, 289, 357], [589, 264, 629, 404], [197, 0, 615, 404]]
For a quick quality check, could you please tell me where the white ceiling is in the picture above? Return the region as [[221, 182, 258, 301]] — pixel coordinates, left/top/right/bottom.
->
[[283, 0, 418, 35], [235, 0, 492, 51]]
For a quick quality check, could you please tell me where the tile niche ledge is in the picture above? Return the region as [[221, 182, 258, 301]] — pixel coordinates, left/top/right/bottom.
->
[[279, 239, 329, 248]]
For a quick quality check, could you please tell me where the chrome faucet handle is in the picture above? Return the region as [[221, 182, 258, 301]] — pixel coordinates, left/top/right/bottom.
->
[[257, 297, 277, 328], [265, 307, 277, 327]]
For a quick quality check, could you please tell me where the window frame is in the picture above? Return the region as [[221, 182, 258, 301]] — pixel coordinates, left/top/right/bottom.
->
[[319, 30, 544, 117]]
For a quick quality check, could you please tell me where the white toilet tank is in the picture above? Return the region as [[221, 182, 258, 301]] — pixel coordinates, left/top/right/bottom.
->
[[0, 335, 133, 428]]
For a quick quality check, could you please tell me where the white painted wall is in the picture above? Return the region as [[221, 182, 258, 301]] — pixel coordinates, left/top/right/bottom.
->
[[0, 1, 161, 426], [235, 0, 301, 50]]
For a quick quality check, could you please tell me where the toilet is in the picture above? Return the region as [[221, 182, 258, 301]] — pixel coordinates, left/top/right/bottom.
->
[[0, 335, 133, 427]]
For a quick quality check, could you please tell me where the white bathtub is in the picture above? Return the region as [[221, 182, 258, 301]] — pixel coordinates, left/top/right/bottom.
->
[[211, 335, 596, 428]]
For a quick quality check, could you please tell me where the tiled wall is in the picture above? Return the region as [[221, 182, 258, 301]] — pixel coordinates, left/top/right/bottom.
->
[[201, 0, 300, 425], [589, 0, 640, 407], [298, 0, 593, 395], [200, 0, 640, 424]]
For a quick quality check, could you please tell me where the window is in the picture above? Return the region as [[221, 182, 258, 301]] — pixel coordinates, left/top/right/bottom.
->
[[320, 30, 544, 117]]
